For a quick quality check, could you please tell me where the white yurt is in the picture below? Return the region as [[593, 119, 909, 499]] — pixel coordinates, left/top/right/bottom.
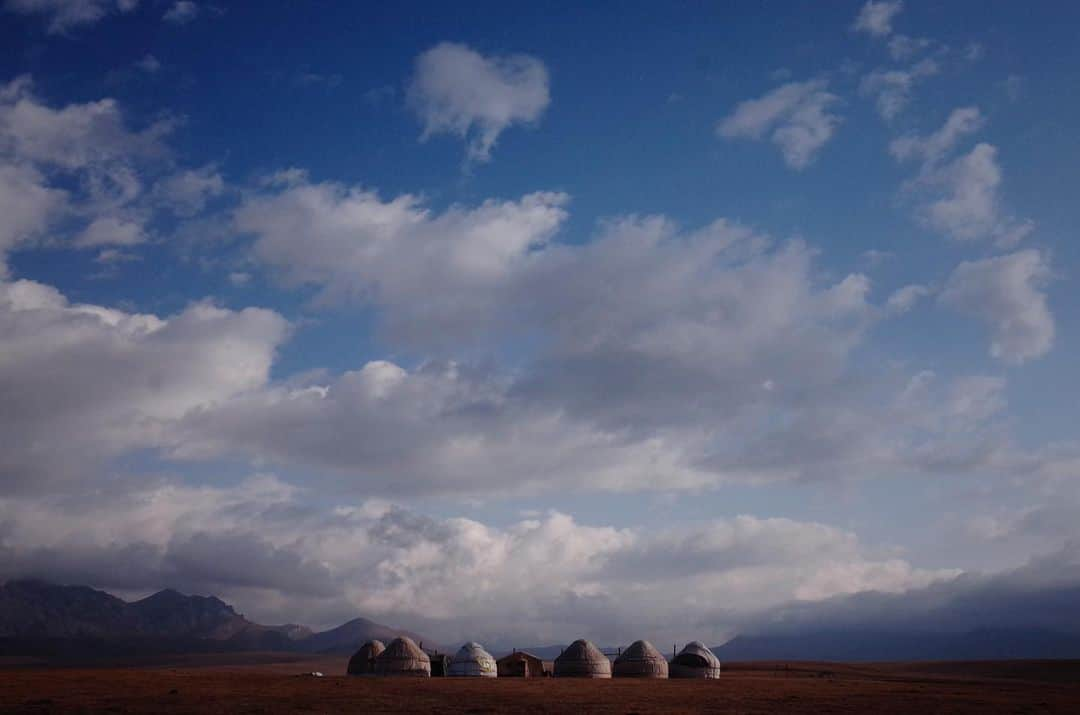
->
[[447, 642, 498, 677], [669, 640, 722, 679], [347, 640, 385, 676], [553, 639, 612, 678], [374, 636, 431, 677], [613, 639, 668, 678]]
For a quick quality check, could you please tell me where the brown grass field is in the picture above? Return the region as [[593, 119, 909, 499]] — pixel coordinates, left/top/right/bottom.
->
[[2, 653, 1080, 713]]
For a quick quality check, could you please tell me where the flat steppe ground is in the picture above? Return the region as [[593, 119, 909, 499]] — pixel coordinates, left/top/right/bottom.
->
[[2, 654, 1079, 713]]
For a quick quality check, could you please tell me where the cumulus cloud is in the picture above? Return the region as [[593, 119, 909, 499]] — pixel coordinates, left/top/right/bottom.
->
[[0, 162, 66, 272], [4, 0, 138, 34], [172, 359, 721, 496], [74, 213, 147, 247], [0, 476, 955, 644], [235, 181, 569, 342], [893, 109, 1033, 245], [407, 42, 550, 164], [1, 170, 1031, 504], [717, 80, 841, 169], [204, 182, 1032, 495], [0, 158, 1048, 508], [153, 164, 225, 216], [885, 283, 931, 314], [890, 106, 984, 165], [940, 250, 1054, 364], [859, 59, 938, 121], [0, 76, 224, 266], [923, 144, 1032, 244], [0, 78, 172, 170], [887, 34, 932, 61], [852, 0, 903, 38], [0, 278, 289, 493]]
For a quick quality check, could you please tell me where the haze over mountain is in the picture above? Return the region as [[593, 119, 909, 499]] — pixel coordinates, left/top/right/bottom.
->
[[712, 547, 1080, 660]]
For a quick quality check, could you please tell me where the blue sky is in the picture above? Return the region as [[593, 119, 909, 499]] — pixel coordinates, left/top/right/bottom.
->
[[1, 0, 1079, 646]]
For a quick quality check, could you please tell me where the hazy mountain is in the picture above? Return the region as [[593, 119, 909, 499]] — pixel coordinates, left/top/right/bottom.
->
[[295, 616, 431, 654], [0, 579, 426, 659], [0, 580, 134, 638], [712, 550, 1080, 662], [713, 628, 1080, 662]]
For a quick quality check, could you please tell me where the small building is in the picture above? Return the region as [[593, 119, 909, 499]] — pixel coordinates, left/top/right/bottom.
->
[[448, 642, 498, 677], [347, 640, 385, 676], [374, 636, 431, 677], [613, 640, 668, 678], [669, 640, 722, 679], [496, 650, 548, 677], [553, 639, 612, 678]]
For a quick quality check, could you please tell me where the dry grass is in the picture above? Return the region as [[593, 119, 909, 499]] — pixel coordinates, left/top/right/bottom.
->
[[2, 654, 1079, 713]]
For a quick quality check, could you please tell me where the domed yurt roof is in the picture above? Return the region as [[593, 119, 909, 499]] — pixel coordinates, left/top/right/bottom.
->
[[347, 640, 385, 676], [374, 636, 431, 677], [613, 639, 668, 678], [669, 640, 721, 679], [553, 639, 612, 678], [448, 642, 498, 677]]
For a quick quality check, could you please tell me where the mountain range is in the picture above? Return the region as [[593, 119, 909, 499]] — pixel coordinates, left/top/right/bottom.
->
[[6, 578, 1080, 663], [0, 579, 430, 659]]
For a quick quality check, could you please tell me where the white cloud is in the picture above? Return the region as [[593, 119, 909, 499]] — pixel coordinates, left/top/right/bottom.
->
[[0, 278, 289, 492], [162, 0, 197, 24], [852, 0, 903, 38], [74, 214, 147, 247], [235, 181, 569, 342], [886, 283, 931, 314], [0, 477, 956, 644], [0, 77, 172, 171], [923, 143, 1002, 240], [94, 247, 139, 264], [172, 358, 720, 496], [922, 144, 1033, 244], [4, 0, 138, 34], [218, 182, 1028, 494], [153, 164, 225, 216], [0, 162, 67, 273], [407, 42, 550, 164], [890, 106, 984, 165], [887, 34, 931, 61], [717, 80, 841, 169], [891, 109, 1033, 245], [940, 250, 1054, 364], [859, 59, 938, 121], [0, 76, 205, 265]]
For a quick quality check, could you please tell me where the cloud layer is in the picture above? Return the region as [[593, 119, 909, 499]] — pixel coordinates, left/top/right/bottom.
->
[[0, 475, 956, 645]]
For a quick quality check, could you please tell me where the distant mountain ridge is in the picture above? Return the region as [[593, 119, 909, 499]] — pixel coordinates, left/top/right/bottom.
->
[[0, 579, 429, 658], [712, 628, 1080, 662]]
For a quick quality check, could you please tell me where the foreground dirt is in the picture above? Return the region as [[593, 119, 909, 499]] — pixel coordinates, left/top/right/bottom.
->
[[2, 656, 1079, 713]]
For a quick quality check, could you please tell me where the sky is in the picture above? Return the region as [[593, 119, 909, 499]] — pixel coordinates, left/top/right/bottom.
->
[[1, 0, 1079, 648]]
